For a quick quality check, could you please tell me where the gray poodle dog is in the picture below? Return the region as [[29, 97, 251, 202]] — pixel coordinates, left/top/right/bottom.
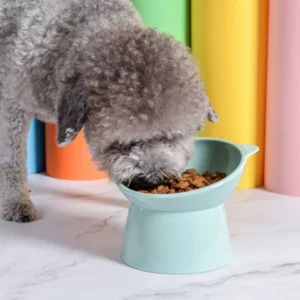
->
[[0, 0, 217, 222]]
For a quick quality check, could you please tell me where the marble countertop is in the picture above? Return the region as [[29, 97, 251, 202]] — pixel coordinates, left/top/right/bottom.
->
[[1, 174, 300, 300]]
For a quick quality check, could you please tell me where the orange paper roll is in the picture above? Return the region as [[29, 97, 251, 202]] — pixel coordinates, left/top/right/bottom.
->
[[45, 124, 107, 180]]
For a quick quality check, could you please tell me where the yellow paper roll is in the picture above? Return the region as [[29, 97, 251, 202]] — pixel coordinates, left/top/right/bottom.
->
[[192, 0, 268, 189]]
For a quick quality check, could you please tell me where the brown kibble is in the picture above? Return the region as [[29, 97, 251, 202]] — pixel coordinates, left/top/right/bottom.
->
[[203, 175, 212, 182], [202, 171, 212, 181], [185, 169, 199, 176], [216, 172, 226, 179], [191, 178, 206, 188], [202, 177, 210, 185], [210, 178, 218, 184], [157, 185, 165, 192], [202, 171, 226, 184], [185, 177, 195, 184], [150, 189, 158, 194], [177, 177, 189, 182], [174, 181, 190, 190], [158, 186, 169, 194], [182, 173, 192, 179], [168, 179, 176, 185], [191, 175, 210, 187], [163, 187, 169, 194], [132, 169, 226, 194], [184, 186, 194, 192], [202, 171, 210, 176]]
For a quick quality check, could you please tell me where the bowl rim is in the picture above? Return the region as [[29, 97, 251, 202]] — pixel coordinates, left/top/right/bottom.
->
[[117, 137, 246, 198]]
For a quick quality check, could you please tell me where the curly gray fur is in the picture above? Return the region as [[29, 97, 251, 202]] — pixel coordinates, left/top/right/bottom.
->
[[0, 0, 217, 222]]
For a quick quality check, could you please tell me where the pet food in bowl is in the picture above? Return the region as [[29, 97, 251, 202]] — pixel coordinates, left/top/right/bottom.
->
[[132, 168, 226, 194]]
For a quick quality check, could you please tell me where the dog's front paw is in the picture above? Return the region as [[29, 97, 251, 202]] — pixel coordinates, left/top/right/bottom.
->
[[1, 199, 36, 222]]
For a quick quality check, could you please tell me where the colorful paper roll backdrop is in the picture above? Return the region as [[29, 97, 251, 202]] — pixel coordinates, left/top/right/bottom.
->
[[27, 119, 45, 174], [192, 0, 268, 189], [45, 124, 107, 180], [132, 0, 190, 45], [265, 0, 300, 196]]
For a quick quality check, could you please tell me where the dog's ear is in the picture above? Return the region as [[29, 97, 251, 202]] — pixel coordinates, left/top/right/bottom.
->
[[196, 96, 219, 131], [56, 75, 88, 147], [207, 105, 218, 123], [204, 93, 218, 123]]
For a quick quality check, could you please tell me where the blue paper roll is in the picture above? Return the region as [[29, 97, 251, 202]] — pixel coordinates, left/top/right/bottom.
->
[[27, 119, 45, 174]]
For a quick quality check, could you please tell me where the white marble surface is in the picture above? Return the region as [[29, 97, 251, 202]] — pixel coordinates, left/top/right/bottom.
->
[[1, 174, 300, 300]]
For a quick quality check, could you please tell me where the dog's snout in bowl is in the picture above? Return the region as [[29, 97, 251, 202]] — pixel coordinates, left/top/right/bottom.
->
[[131, 176, 164, 190]]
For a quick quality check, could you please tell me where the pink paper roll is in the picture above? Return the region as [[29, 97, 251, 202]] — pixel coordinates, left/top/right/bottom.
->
[[265, 0, 300, 196]]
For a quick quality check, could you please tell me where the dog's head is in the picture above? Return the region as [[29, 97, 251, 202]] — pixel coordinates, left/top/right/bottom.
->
[[56, 26, 217, 188]]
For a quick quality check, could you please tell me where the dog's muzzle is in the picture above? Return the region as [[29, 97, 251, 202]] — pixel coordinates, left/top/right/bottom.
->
[[131, 176, 164, 190]]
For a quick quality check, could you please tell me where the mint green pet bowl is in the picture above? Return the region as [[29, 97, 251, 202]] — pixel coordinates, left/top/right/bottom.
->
[[118, 138, 259, 274]]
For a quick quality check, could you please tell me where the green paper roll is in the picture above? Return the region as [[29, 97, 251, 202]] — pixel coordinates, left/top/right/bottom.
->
[[132, 0, 190, 45]]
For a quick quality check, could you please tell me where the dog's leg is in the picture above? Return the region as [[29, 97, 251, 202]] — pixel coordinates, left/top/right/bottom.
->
[[0, 104, 36, 222]]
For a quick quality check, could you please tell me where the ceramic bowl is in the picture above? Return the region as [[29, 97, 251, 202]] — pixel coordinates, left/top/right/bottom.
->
[[118, 137, 259, 274]]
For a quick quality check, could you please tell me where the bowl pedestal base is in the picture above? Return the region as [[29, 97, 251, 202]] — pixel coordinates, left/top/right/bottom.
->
[[121, 203, 232, 274]]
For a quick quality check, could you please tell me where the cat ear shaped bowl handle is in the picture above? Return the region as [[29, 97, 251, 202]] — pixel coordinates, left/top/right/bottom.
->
[[237, 144, 259, 159]]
